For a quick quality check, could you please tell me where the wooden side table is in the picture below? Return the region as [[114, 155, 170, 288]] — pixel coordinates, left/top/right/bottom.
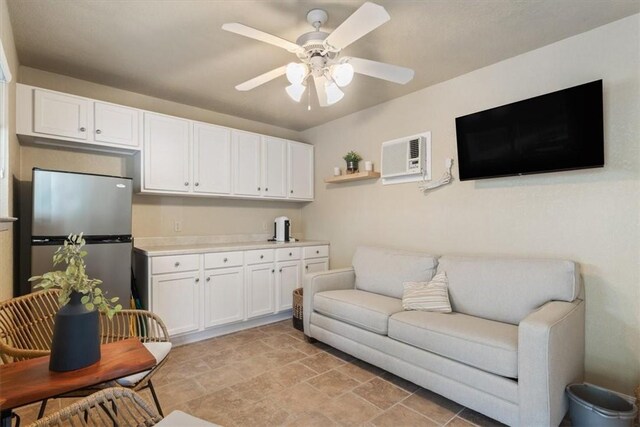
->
[[0, 338, 155, 427]]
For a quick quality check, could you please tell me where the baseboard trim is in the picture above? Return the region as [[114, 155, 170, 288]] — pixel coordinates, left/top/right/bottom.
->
[[171, 310, 292, 346]]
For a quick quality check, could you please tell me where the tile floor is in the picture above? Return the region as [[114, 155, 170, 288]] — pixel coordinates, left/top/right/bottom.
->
[[15, 320, 509, 426]]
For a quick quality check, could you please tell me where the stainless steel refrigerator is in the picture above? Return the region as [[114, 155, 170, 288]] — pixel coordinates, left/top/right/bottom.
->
[[30, 168, 133, 305]]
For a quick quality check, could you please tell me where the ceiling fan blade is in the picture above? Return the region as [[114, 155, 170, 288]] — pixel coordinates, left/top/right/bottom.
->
[[348, 57, 414, 84], [222, 23, 304, 54], [313, 75, 329, 107], [235, 65, 287, 91], [324, 2, 390, 50]]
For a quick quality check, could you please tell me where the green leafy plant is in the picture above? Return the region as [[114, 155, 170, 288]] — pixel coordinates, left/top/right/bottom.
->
[[343, 151, 362, 163], [29, 233, 122, 318]]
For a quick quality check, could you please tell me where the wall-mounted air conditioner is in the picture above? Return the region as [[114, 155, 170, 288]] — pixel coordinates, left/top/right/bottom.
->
[[381, 132, 431, 185]]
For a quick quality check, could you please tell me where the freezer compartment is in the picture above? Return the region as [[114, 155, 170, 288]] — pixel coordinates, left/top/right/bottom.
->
[[31, 241, 132, 306], [32, 169, 132, 237]]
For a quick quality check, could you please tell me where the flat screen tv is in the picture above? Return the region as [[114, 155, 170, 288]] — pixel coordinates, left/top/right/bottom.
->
[[455, 80, 604, 181]]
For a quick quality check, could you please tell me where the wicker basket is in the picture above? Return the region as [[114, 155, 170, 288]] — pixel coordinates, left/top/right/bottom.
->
[[292, 288, 303, 331]]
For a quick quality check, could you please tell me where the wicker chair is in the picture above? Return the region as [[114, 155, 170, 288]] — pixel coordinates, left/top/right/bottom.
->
[[0, 289, 171, 418], [28, 387, 162, 427]]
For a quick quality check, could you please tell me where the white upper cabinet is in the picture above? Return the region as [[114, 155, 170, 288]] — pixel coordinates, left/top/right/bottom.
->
[[144, 112, 191, 193], [232, 130, 261, 197], [33, 89, 89, 140], [288, 141, 314, 200], [262, 136, 287, 198], [18, 84, 315, 202], [193, 123, 232, 195], [93, 102, 139, 147], [19, 85, 141, 151]]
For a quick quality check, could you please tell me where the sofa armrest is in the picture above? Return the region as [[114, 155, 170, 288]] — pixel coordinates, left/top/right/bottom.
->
[[518, 299, 585, 427], [303, 268, 356, 335]]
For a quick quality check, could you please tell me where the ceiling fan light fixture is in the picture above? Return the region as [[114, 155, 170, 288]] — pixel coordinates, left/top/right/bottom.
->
[[285, 83, 306, 102], [286, 62, 308, 85], [330, 62, 354, 87], [325, 81, 344, 105]]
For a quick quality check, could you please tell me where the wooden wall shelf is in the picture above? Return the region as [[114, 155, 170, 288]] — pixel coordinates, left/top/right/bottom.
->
[[324, 171, 381, 184]]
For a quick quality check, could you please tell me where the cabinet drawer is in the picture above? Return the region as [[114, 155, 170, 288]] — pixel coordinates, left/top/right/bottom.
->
[[152, 254, 199, 275], [205, 251, 244, 269], [275, 247, 301, 261], [245, 249, 274, 265], [303, 245, 329, 259]]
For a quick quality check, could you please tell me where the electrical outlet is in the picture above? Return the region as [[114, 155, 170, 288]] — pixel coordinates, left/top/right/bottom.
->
[[174, 220, 182, 232]]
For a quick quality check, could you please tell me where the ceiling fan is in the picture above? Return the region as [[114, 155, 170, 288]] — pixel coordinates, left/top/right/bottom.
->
[[222, 2, 414, 108]]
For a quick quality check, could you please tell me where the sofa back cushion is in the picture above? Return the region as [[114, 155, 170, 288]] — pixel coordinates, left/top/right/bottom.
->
[[437, 256, 581, 325], [353, 246, 438, 299]]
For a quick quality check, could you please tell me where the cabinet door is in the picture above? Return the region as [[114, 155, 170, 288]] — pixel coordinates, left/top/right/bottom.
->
[[94, 102, 139, 147], [246, 263, 275, 318], [144, 113, 191, 192], [193, 123, 232, 194], [232, 131, 261, 196], [204, 267, 244, 327], [262, 136, 287, 198], [152, 272, 201, 336], [33, 89, 89, 140], [276, 261, 301, 312], [304, 258, 329, 275], [288, 142, 314, 200]]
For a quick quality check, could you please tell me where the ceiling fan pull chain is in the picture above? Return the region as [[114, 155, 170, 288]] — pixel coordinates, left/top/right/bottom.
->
[[307, 83, 311, 111]]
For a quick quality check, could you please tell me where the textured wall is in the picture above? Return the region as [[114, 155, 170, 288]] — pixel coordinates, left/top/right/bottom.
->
[[0, 0, 19, 300], [301, 16, 640, 393]]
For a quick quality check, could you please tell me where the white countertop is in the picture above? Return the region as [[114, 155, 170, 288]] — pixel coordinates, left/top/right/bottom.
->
[[134, 240, 330, 256]]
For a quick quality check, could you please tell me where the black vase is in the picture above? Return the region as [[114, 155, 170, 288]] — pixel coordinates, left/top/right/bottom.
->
[[346, 160, 359, 174], [49, 291, 101, 372]]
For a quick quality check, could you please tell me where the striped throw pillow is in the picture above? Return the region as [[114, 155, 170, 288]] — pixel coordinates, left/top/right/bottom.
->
[[402, 272, 452, 313]]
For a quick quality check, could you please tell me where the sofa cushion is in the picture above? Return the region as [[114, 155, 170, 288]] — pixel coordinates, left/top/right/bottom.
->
[[402, 272, 452, 312], [388, 311, 518, 378], [314, 289, 403, 335], [353, 246, 438, 299], [437, 256, 581, 325]]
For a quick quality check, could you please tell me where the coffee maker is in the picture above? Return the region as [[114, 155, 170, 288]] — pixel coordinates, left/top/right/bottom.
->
[[273, 216, 291, 242]]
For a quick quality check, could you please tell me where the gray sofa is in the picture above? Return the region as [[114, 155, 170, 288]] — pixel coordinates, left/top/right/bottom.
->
[[303, 246, 585, 426]]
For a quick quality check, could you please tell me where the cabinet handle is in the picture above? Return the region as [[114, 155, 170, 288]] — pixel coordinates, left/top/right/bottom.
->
[[258, 187, 261, 191], [206, 277, 211, 282], [96, 129, 102, 134], [265, 188, 268, 192], [79, 127, 86, 132], [305, 265, 309, 270], [195, 182, 199, 187], [260, 255, 264, 259], [289, 252, 292, 256], [316, 250, 320, 254], [184, 182, 189, 186], [174, 262, 180, 267], [271, 269, 275, 273], [290, 190, 293, 194], [223, 258, 228, 262], [195, 278, 200, 283], [279, 268, 283, 273]]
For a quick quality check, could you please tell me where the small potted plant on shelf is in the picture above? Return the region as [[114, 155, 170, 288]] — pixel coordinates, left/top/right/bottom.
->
[[343, 151, 363, 174], [29, 233, 122, 371]]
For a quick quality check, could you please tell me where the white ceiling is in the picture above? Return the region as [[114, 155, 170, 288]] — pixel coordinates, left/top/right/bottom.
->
[[7, 1, 639, 131]]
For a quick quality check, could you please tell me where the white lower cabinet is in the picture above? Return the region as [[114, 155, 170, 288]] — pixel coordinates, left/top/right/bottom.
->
[[204, 267, 244, 327], [152, 271, 201, 336], [276, 260, 301, 312], [304, 258, 329, 275], [246, 263, 275, 319], [140, 244, 329, 339]]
